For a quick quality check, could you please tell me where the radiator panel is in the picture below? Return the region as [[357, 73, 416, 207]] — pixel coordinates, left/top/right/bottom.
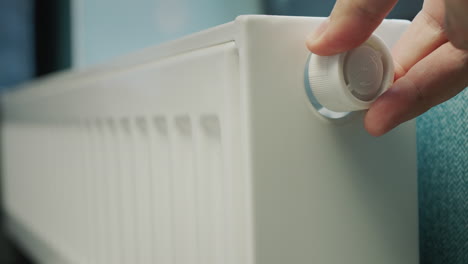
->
[[2, 42, 247, 264], [2, 15, 418, 264]]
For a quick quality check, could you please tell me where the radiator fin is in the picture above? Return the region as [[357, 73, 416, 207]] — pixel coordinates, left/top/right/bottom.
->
[[2, 41, 246, 264]]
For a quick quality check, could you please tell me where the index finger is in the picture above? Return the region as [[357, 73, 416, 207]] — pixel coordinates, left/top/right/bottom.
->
[[306, 0, 398, 56]]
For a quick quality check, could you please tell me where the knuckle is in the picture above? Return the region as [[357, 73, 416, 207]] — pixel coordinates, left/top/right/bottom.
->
[[404, 76, 432, 111], [447, 30, 468, 51], [350, 2, 384, 23], [449, 44, 468, 71], [419, 10, 445, 34], [445, 12, 468, 51]]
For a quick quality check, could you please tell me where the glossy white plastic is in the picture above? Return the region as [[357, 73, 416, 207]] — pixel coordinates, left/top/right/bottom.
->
[[308, 34, 394, 112]]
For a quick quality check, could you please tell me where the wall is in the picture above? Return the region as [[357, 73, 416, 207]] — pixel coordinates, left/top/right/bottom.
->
[[72, 0, 261, 67], [265, 0, 423, 19]]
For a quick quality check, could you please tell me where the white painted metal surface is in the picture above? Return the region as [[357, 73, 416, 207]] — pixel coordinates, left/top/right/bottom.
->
[[1, 15, 418, 264]]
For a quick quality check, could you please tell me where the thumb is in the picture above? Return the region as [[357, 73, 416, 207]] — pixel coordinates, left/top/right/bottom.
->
[[306, 0, 398, 56]]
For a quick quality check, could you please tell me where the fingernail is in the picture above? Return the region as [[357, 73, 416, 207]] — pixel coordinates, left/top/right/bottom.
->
[[307, 18, 330, 46]]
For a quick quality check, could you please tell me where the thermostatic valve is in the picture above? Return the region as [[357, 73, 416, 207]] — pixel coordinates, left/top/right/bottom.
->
[[307, 34, 394, 112]]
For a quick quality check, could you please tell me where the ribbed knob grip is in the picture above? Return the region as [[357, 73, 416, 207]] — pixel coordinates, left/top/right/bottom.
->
[[308, 34, 394, 112]]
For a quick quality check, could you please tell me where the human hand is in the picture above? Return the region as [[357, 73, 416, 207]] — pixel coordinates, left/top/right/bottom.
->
[[306, 0, 468, 136]]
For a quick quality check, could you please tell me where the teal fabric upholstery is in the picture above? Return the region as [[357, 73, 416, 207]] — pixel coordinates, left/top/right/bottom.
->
[[417, 88, 468, 264]]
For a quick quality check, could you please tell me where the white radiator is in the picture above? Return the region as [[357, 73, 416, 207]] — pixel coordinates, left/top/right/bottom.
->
[[1, 15, 418, 264]]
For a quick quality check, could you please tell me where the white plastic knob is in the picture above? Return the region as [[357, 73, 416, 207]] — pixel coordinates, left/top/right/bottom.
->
[[307, 34, 394, 112]]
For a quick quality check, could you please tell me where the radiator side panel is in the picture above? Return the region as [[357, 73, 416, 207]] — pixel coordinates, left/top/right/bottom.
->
[[237, 16, 419, 264]]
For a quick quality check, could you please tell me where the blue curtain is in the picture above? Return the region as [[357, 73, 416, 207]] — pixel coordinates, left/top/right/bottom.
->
[[0, 0, 34, 90]]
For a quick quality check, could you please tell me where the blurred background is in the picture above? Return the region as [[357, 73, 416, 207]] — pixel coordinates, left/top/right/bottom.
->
[[1, 0, 466, 264]]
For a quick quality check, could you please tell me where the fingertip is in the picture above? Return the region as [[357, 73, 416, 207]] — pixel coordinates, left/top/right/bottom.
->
[[307, 22, 377, 56], [306, 40, 339, 57], [306, 17, 365, 56], [306, 31, 357, 56], [364, 88, 402, 137], [306, 18, 330, 55], [364, 110, 391, 137], [307, 0, 395, 55], [305, 35, 320, 53]]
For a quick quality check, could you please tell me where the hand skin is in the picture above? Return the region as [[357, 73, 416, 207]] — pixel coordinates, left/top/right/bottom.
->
[[306, 0, 468, 136]]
